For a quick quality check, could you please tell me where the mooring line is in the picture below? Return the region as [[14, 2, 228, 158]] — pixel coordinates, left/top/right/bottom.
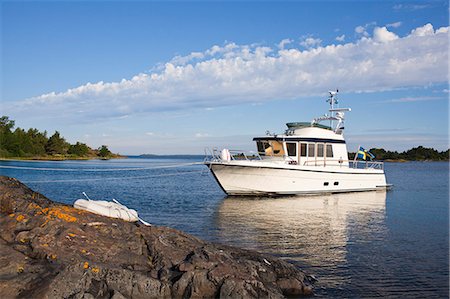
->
[[0, 162, 204, 172], [22, 170, 206, 183]]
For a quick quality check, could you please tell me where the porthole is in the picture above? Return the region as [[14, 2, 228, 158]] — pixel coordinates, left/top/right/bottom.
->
[[324, 182, 329, 186], [334, 182, 339, 186]]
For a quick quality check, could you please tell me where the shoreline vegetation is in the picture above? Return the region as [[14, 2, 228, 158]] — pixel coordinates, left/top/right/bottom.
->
[[0, 116, 123, 161], [348, 146, 449, 162]]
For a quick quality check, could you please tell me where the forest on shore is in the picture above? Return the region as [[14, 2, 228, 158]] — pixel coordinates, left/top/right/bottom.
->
[[349, 146, 448, 161], [0, 116, 119, 160]]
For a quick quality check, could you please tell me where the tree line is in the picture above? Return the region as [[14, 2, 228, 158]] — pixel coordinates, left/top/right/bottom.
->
[[0, 116, 114, 159], [349, 146, 449, 161]]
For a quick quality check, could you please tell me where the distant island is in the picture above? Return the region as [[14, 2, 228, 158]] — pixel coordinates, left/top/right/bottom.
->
[[0, 116, 122, 160], [349, 146, 449, 161]]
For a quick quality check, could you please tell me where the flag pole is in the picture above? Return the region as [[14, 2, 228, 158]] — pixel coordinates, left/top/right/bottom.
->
[[354, 145, 359, 163]]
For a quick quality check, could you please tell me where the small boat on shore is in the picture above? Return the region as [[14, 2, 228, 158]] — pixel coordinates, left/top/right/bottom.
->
[[74, 192, 150, 225], [205, 91, 390, 196]]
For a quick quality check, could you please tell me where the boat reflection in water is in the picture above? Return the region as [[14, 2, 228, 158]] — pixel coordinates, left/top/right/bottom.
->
[[215, 191, 387, 292]]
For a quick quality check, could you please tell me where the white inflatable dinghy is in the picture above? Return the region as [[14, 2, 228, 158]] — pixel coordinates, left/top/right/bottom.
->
[[74, 192, 150, 225]]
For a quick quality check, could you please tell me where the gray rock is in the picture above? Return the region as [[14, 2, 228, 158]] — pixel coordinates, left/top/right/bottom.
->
[[0, 176, 313, 298]]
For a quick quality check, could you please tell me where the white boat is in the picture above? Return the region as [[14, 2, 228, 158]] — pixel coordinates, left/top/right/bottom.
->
[[205, 91, 390, 196]]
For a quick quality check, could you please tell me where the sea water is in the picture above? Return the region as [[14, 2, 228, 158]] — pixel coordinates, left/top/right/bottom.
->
[[0, 158, 448, 297]]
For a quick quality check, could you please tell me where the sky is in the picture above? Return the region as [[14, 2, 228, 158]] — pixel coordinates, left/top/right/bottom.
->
[[1, 0, 449, 155]]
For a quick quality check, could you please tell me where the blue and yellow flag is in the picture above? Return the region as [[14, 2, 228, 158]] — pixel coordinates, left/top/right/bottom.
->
[[357, 146, 375, 160]]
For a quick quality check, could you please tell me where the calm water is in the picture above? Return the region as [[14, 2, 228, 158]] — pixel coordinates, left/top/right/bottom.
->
[[1, 158, 448, 298]]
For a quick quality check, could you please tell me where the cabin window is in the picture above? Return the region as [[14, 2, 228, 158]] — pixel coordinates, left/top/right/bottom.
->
[[286, 142, 297, 157], [256, 141, 270, 156], [317, 143, 324, 157], [257, 140, 285, 156], [269, 141, 285, 156], [300, 143, 307, 157], [326, 144, 333, 157], [308, 143, 315, 157]]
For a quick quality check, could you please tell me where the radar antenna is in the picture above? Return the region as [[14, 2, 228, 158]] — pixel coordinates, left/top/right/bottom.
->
[[326, 90, 339, 128], [312, 89, 351, 135], [327, 90, 339, 108]]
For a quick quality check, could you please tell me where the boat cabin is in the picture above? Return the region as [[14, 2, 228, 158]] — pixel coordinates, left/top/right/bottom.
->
[[253, 123, 349, 167]]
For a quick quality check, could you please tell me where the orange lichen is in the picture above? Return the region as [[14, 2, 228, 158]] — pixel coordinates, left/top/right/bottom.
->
[[26, 203, 77, 225], [17, 266, 24, 273], [9, 213, 15, 218], [16, 214, 26, 222], [49, 254, 57, 260], [81, 249, 87, 254], [67, 233, 76, 237], [27, 202, 42, 212], [47, 208, 77, 222], [91, 267, 100, 274], [83, 262, 89, 269]]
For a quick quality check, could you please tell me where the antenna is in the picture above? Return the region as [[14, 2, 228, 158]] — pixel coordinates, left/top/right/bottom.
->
[[327, 89, 339, 127]]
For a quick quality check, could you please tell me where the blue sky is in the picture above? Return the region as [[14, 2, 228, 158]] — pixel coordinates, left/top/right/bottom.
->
[[1, 1, 449, 154]]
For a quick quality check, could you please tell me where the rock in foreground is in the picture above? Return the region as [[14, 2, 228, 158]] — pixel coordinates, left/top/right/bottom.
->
[[0, 176, 313, 298]]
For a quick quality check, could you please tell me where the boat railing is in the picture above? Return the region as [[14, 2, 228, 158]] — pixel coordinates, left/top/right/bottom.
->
[[204, 147, 220, 162], [302, 159, 384, 170], [228, 150, 262, 161], [350, 160, 384, 170], [204, 148, 262, 162]]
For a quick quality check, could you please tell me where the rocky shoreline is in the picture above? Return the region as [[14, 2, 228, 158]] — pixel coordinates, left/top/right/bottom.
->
[[0, 176, 313, 298]]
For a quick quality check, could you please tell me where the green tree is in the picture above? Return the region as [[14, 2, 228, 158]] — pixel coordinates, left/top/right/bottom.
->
[[98, 145, 112, 157], [45, 131, 69, 155], [68, 142, 90, 157], [0, 116, 15, 156], [26, 128, 48, 156], [404, 146, 440, 161]]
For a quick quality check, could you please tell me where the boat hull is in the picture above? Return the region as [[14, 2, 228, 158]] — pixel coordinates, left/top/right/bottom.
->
[[207, 162, 388, 196]]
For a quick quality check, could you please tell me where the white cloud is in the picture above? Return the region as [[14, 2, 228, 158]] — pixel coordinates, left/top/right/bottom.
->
[[410, 23, 435, 36], [5, 23, 449, 122], [436, 27, 449, 34], [373, 26, 399, 43], [335, 34, 345, 42], [393, 4, 430, 11], [387, 21, 402, 28], [277, 38, 293, 49], [355, 22, 376, 37], [145, 132, 155, 136], [194, 133, 210, 138], [355, 25, 366, 34], [299, 36, 322, 48], [381, 96, 445, 103]]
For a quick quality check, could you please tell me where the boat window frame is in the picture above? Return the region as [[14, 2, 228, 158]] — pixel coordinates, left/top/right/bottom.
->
[[326, 144, 333, 158], [300, 143, 307, 157], [307, 143, 315, 158], [317, 143, 324, 158], [286, 142, 297, 157]]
